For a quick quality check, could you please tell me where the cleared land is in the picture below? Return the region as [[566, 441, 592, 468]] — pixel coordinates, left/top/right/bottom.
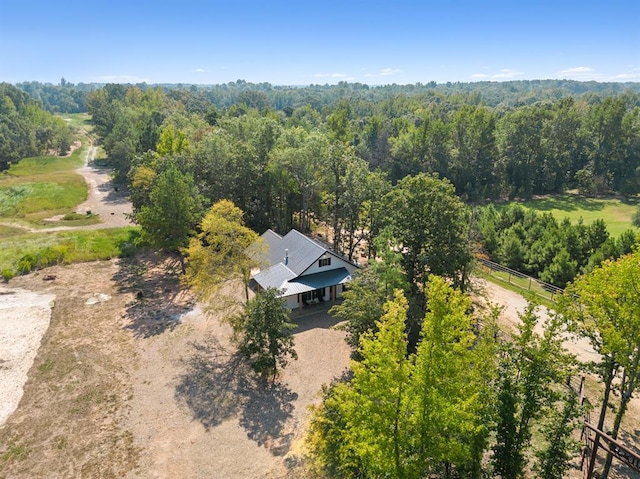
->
[[2, 261, 639, 478], [507, 193, 639, 237], [0, 256, 351, 478]]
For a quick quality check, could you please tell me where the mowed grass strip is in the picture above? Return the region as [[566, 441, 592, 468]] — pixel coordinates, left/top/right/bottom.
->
[[0, 144, 88, 219], [60, 112, 92, 130], [0, 227, 141, 274], [505, 194, 639, 237]]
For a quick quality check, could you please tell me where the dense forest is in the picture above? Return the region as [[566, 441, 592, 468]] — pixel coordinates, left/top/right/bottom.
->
[[8, 79, 640, 288], [15, 77, 640, 112], [0, 83, 73, 170]]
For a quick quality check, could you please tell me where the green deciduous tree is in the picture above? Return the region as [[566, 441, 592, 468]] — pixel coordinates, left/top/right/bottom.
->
[[383, 173, 472, 328], [231, 287, 297, 382], [560, 251, 640, 479], [183, 199, 263, 303], [492, 304, 577, 479], [408, 276, 495, 477], [136, 164, 203, 268], [308, 278, 496, 479]]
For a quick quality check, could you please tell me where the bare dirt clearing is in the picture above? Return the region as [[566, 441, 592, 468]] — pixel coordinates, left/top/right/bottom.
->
[[0, 256, 351, 478], [0, 287, 54, 425]]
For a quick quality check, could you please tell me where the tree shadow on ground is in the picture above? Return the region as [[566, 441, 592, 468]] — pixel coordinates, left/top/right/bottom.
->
[[520, 195, 605, 213], [609, 429, 640, 478], [174, 335, 298, 456], [112, 254, 195, 338], [290, 302, 346, 334]]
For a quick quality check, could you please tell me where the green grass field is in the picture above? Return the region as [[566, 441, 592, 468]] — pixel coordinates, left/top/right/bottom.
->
[[60, 112, 92, 130], [0, 121, 142, 278], [0, 227, 141, 276], [0, 127, 92, 226], [506, 194, 639, 237]]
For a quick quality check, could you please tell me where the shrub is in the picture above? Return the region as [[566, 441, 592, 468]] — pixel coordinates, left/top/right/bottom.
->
[[1, 268, 14, 282], [16, 253, 38, 274]]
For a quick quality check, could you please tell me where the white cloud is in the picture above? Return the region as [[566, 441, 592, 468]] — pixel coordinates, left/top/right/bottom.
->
[[493, 69, 525, 79], [556, 66, 604, 81], [92, 74, 150, 84], [609, 72, 640, 81], [559, 66, 594, 75], [314, 72, 350, 79], [470, 69, 524, 80], [608, 67, 640, 81], [364, 68, 402, 78], [194, 68, 206, 73]]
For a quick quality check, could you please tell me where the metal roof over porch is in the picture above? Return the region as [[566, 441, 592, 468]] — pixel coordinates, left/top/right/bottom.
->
[[280, 267, 352, 297]]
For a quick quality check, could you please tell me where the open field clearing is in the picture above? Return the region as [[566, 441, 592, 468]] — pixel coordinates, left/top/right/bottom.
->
[[506, 193, 639, 237]]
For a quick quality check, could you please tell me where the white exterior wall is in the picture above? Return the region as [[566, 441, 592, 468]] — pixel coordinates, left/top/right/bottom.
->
[[284, 295, 299, 310], [300, 254, 358, 277], [283, 284, 349, 311]]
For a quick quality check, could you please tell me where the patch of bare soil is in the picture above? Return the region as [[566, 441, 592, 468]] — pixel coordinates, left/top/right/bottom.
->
[[0, 260, 138, 478], [0, 287, 55, 425], [0, 255, 350, 478]]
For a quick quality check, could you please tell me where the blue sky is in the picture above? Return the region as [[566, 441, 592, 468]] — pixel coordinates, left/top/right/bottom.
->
[[1, 0, 639, 86]]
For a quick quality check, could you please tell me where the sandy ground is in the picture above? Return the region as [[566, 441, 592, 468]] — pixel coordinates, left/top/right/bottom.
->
[[0, 287, 55, 425], [473, 278, 600, 364], [0, 256, 351, 478]]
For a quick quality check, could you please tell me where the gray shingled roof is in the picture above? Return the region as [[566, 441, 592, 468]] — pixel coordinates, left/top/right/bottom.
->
[[261, 229, 326, 276], [252, 262, 296, 291]]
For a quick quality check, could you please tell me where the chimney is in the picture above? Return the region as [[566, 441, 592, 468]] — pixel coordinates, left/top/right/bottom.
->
[[284, 249, 289, 265]]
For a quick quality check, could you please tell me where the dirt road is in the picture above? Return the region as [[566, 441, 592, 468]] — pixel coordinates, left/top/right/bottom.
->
[[474, 278, 600, 364], [0, 145, 133, 233], [70, 145, 133, 229]]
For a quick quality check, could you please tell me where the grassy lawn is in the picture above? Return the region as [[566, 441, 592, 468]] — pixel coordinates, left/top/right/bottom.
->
[[506, 193, 639, 237], [0, 227, 141, 275], [60, 112, 92, 130], [0, 133, 89, 225]]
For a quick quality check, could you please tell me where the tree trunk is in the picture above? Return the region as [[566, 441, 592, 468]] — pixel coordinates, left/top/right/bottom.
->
[[601, 353, 639, 479]]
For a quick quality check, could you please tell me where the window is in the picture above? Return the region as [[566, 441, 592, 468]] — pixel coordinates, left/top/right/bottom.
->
[[319, 257, 331, 267]]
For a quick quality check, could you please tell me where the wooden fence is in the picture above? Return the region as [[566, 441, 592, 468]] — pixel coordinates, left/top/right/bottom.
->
[[477, 257, 564, 301]]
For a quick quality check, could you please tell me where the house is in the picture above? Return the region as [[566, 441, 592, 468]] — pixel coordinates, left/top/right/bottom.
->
[[251, 229, 359, 310]]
